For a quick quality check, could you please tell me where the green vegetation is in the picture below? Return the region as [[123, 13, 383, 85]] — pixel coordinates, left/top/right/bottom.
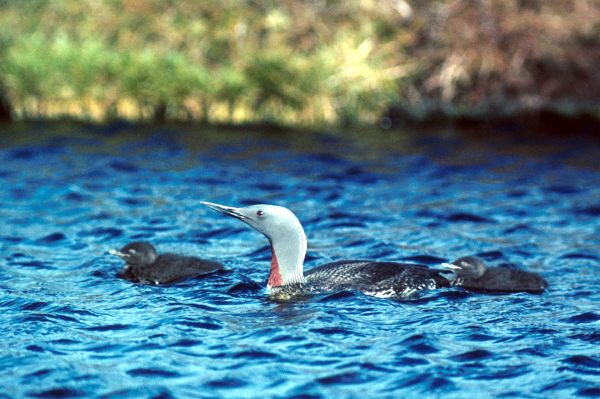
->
[[0, 1, 598, 127]]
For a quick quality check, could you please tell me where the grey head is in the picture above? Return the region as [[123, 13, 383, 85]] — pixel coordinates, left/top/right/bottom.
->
[[109, 241, 158, 267], [201, 201, 307, 288], [441, 256, 487, 279], [200, 202, 305, 241]]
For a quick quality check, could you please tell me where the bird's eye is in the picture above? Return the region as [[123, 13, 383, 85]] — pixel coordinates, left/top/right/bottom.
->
[[128, 249, 137, 254], [256, 210, 264, 217]]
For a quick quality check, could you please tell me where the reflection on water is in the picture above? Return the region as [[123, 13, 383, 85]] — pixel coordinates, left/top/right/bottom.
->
[[1, 122, 599, 398]]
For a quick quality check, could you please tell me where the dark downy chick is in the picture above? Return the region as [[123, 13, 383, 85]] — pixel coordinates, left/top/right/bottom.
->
[[109, 241, 223, 284]]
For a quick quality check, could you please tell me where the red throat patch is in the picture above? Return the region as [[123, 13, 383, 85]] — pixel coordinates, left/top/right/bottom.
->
[[267, 249, 283, 287]]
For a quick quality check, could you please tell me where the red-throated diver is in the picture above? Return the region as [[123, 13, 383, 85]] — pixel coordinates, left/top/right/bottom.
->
[[201, 202, 451, 299], [441, 256, 548, 293], [109, 241, 223, 285]]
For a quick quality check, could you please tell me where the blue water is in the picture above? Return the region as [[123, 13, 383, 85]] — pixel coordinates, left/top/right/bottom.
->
[[1, 123, 600, 398]]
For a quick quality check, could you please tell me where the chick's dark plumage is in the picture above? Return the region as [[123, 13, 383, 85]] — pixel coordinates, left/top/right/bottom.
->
[[110, 241, 222, 284], [447, 256, 548, 293]]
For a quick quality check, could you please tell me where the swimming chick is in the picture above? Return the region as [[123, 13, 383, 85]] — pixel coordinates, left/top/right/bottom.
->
[[202, 202, 451, 299], [442, 256, 548, 293], [109, 241, 223, 284]]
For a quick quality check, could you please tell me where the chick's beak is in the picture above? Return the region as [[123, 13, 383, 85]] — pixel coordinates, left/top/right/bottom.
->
[[108, 249, 128, 258], [440, 262, 462, 271]]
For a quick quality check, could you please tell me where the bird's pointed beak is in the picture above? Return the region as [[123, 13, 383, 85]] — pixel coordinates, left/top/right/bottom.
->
[[201, 201, 250, 221], [440, 262, 462, 271], [108, 249, 128, 258]]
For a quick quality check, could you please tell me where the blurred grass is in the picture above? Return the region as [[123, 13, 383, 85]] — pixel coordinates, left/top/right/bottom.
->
[[0, 1, 598, 127]]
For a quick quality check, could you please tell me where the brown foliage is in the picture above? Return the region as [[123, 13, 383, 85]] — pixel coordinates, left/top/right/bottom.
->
[[402, 0, 600, 114]]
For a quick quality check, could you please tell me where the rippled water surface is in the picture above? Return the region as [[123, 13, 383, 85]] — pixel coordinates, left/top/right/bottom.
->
[[1, 123, 600, 398]]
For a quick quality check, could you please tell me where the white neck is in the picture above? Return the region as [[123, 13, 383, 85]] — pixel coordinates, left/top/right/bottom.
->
[[267, 222, 307, 290]]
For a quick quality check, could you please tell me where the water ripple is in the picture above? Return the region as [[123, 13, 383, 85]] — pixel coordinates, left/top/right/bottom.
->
[[0, 125, 599, 398]]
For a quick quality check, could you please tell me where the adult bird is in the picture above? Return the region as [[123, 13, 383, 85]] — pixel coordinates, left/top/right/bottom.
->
[[109, 241, 223, 284], [441, 256, 548, 293], [202, 202, 451, 299]]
